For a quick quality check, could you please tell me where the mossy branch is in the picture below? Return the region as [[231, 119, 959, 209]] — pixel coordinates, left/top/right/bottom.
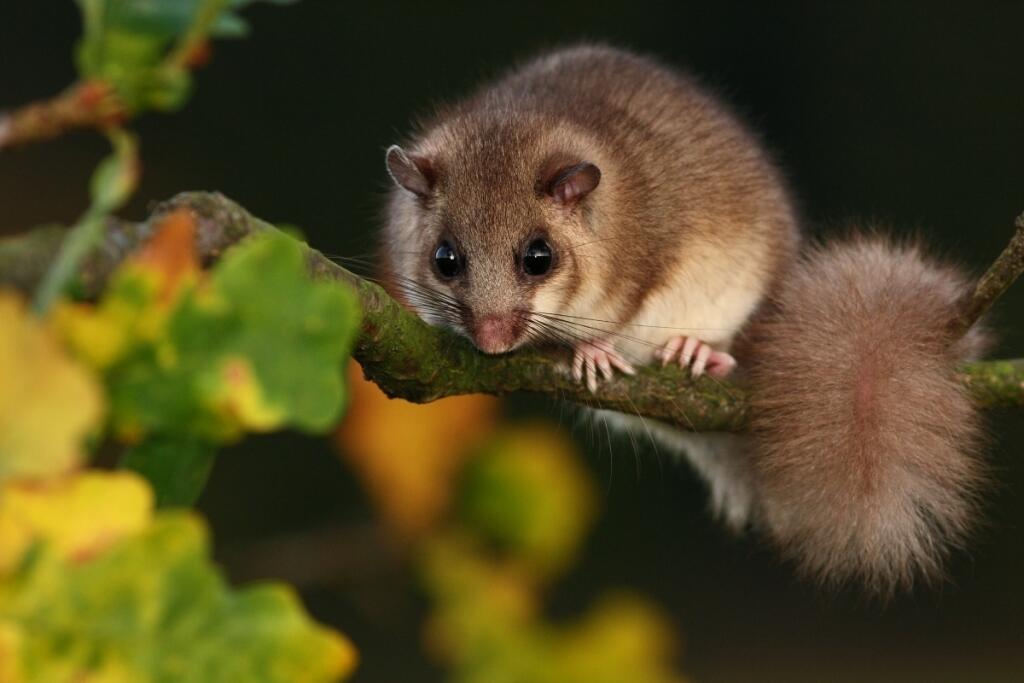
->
[[0, 192, 1021, 430]]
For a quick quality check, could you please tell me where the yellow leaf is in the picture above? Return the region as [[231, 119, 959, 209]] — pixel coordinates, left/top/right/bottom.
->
[[0, 292, 103, 481], [210, 356, 285, 435], [557, 595, 686, 683], [0, 622, 23, 683], [336, 361, 500, 538], [49, 299, 130, 369], [0, 471, 153, 574], [420, 532, 538, 663]]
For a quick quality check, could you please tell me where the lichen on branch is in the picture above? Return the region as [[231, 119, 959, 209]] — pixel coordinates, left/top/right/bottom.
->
[[0, 192, 1021, 430]]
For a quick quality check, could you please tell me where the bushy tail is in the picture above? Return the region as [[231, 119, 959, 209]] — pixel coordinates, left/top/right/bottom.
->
[[744, 236, 991, 596]]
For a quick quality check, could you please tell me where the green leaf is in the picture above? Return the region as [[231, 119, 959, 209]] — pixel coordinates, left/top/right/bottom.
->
[[0, 512, 357, 682], [456, 426, 596, 579], [89, 128, 139, 212], [207, 231, 361, 432], [105, 231, 360, 442], [73, 0, 299, 113], [212, 12, 250, 38], [73, 0, 211, 112], [120, 436, 216, 508]]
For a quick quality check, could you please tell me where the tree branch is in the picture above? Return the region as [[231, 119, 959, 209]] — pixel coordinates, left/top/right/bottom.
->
[[1, 192, 1021, 430], [951, 212, 1024, 337], [0, 82, 124, 150]]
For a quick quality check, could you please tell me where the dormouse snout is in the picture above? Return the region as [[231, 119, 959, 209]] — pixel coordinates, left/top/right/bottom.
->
[[471, 313, 526, 354]]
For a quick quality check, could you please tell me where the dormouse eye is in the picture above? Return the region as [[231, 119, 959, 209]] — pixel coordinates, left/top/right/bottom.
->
[[434, 241, 461, 278], [523, 239, 553, 276]]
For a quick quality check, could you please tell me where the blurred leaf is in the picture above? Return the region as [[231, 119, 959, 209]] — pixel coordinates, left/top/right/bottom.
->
[[419, 424, 687, 682], [52, 208, 199, 370], [422, 537, 686, 683], [554, 596, 685, 683], [58, 228, 359, 445], [420, 533, 539, 661], [74, 0, 204, 113], [0, 512, 357, 682], [89, 128, 140, 212], [120, 437, 215, 508], [0, 471, 152, 574], [75, 0, 190, 113], [51, 224, 358, 507], [88, 0, 216, 39], [204, 230, 359, 433], [336, 362, 500, 538], [212, 12, 250, 37], [456, 425, 596, 579], [0, 293, 103, 482], [128, 207, 202, 304], [73, 0, 298, 111]]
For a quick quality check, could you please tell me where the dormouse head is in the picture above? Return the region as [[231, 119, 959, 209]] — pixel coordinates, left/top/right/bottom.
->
[[384, 129, 602, 354]]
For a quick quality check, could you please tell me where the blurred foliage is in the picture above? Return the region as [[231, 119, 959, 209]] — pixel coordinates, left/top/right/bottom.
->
[[54, 211, 359, 504], [0, 2, 364, 679], [0, 215, 362, 679], [36, 0, 294, 316], [337, 361, 500, 537], [0, 226, 358, 680], [0, 472, 356, 683], [74, 0, 297, 113], [0, 293, 103, 482], [424, 429, 686, 683], [456, 426, 596, 580], [338, 374, 689, 682], [2, 0, 694, 679], [0, 471, 150, 574]]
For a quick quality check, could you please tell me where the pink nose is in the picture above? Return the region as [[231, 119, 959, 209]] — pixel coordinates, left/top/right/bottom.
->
[[473, 315, 519, 354]]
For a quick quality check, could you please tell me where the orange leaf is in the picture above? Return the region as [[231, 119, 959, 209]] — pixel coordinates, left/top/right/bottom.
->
[[336, 361, 499, 538], [130, 208, 200, 304]]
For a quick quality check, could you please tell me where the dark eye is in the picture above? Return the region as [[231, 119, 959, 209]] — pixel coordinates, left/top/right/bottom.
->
[[434, 241, 461, 278], [523, 239, 553, 276]]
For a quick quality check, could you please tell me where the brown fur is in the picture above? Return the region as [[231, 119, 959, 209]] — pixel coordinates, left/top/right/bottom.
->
[[744, 236, 991, 596], [382, 44, 797, 351]]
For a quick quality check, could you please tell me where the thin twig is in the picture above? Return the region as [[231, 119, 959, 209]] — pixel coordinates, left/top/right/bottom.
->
[[0, 82, 123, 150], [951, 212, 1024, 337]]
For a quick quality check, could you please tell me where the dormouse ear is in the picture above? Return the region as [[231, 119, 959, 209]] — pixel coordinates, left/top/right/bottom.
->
[[541, 161, 601, 206], [386, 145, 435, 198]]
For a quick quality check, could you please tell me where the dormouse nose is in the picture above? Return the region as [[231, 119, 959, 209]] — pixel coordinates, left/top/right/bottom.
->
[[471, 313, 525, 354]]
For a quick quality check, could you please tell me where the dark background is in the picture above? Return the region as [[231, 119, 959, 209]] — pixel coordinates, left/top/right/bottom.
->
[[2, 2, 1023, 681]]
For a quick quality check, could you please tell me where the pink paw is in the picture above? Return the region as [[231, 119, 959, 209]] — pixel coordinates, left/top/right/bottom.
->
[[572, 340, 636, 393], [655, 336, 736, 378]]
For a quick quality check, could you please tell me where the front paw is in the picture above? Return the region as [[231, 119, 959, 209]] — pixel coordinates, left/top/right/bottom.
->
[[655, 335, 736, 378], [572, 341, 636, 393]]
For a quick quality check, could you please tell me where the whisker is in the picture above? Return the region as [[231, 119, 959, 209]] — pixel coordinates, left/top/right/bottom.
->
[[563, 236, 627, 252], [533, 309, 733, 334], [529, 312, 663, 354]]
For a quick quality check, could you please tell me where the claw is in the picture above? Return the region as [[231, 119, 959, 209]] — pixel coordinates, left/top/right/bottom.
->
[[572, 340, 634, 391], [659, 336, 684, 367], [692, 343, 712, 376], [680, 336, 700, 367], [658, 335, 737, 379]]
